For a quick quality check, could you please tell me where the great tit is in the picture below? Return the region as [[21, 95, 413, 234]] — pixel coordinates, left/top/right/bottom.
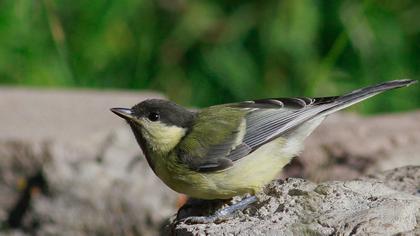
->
[[111, 80, 416, 207]]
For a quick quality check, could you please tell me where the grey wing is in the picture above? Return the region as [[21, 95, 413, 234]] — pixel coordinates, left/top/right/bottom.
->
[[182, 96, 338, 172], [181, 96, 336, 173], [224, 96, 338, 160]]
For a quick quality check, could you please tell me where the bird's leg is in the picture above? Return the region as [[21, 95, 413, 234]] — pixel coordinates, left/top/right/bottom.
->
[[181, 195, 258, 224], [176, 197, 223, 220]]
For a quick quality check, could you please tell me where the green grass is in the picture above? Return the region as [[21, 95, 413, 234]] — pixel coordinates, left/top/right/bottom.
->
[[0, 0, 419, 113]]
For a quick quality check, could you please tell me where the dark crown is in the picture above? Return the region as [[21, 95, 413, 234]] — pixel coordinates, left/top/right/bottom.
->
[[131, 99, 196, 128]]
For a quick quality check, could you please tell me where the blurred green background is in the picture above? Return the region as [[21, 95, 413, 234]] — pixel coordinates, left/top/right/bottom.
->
[[0, 0, 419, 113]]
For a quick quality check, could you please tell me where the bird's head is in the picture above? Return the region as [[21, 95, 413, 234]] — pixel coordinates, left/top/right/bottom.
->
[[111, 99, 196, 156]]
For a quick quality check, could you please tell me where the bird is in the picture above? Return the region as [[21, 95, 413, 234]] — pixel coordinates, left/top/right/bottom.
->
[[111, 79, 416, 223]]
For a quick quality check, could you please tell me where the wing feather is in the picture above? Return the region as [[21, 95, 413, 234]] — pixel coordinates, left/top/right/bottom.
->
[[177, 97, 339, 172]]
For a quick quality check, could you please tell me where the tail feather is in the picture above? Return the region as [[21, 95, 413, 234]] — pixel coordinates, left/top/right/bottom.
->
[[244, 79, 416, 150], [338, 79, 416, 103], [320, 79, 417, 116]]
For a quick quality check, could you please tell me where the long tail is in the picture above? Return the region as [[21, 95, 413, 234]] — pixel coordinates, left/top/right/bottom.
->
[[249, 79, 416, 148], [320, 79, 417, 116]]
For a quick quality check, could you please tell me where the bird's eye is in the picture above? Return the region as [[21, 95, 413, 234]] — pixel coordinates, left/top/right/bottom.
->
[[148, 112, 160, 122]]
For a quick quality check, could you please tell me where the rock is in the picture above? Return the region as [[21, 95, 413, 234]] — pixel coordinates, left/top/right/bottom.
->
[[29, 128, 177, 236], [360, 165, 420, 196], [0, 87, 162, 142], [0, 88, 178, 236], [284, 112, 420, 181], [171, 166, 420, 236]]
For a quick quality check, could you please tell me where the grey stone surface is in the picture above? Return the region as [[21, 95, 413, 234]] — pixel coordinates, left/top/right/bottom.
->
[[0, 87, 162, 142], [0, 88, 177, 236], [30, 128, 177, 236], [284, 111, 420, 182], [172, 166, 420, 236]]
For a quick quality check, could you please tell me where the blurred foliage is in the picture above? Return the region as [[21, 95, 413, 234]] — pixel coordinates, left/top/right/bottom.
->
[[0, 0, 419, 113]]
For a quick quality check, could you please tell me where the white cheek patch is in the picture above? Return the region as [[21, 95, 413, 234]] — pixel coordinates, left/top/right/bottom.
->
[[140, 119, 187, 154]]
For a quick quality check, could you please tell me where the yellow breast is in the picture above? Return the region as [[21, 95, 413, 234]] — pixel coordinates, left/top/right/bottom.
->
[[154, 137, 295, 199]]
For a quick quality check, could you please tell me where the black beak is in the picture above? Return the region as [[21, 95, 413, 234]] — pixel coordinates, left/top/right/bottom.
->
[[110, 108, 134, 120]]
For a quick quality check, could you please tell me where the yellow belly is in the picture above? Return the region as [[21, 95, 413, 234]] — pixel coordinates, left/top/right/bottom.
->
[[154, 138, 295, 199]]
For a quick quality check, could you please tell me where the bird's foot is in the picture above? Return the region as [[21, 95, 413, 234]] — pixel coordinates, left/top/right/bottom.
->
[[181, 195, 257, 224]]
